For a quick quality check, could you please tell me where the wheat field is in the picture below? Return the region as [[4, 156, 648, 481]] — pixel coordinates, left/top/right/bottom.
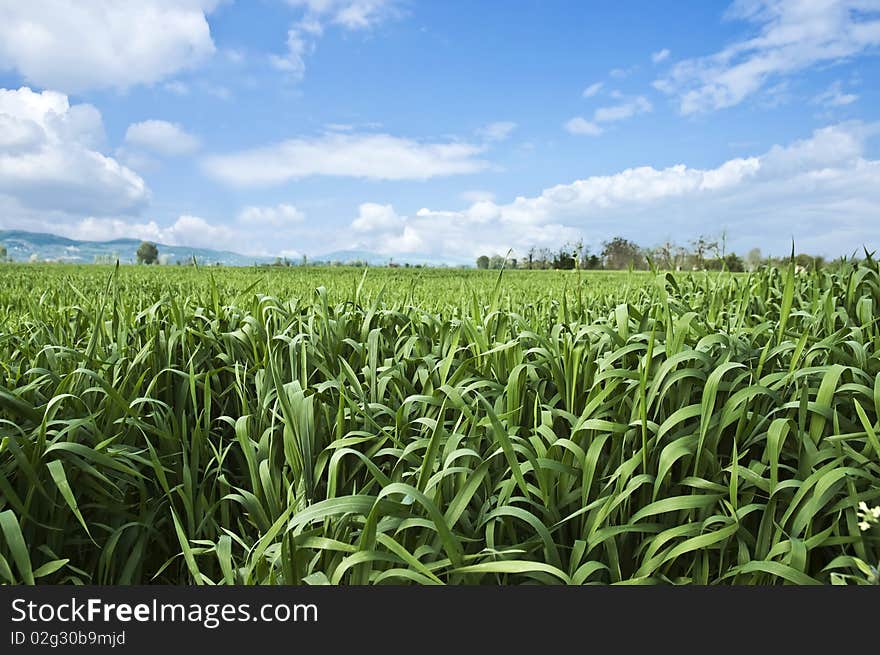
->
[[0, 261, 878, 584]]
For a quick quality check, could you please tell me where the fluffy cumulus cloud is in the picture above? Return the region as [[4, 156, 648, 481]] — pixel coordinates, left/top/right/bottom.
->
[[344, 201, 580, 258], [38, 204, 313, 257], [9, 123, 876, 260], [0, 87, 149, 215], [565, 96, 653, 136], [25, 214, 237, 253], [344, 122, 880, 258], [238, 203, 306, 226], [202, 132, 488, 185], [351, 203, 405, 233], [0, 1, 219, 93], [273, 0, 401, 78], [234, 203, 323, 256], [124, 120, 201, 157], [81, 205, 312, 255], [158, 214, 239, 250], [1, 210, 274, 258], [655, 0, 880, 114]]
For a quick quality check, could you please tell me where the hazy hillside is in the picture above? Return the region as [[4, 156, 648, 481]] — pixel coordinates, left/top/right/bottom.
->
[[0, 231, 471, 267], [0, 230, 275, 266]]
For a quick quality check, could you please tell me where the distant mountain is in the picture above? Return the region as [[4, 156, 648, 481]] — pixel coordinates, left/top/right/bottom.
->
[[0, 230, 275, 266], [313, 249, 469, 267], [0, 229, 473, 268]]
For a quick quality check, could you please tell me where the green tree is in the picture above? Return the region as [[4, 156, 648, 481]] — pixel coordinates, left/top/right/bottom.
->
[[552, 243, 577, 270], [795, 253, 824, 270], [724, 253, 745, 272], [601, 237, 645, 270], [654, 240, 687, 270], [0, 243, 7, 262], [476, 255, 489, 269], [136, 241, 159, 265], [706, 253, 745, 272], [488, 254, 505, 269], [689, 235, 719, 270]]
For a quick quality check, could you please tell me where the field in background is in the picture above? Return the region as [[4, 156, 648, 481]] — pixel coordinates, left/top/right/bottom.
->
[[0, 262, 878, 584]]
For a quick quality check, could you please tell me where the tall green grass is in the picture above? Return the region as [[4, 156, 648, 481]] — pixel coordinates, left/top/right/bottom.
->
[[0, 261, 878, 584]]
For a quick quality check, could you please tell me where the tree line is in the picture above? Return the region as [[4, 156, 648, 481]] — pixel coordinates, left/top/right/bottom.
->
[[476, 234, 828, 272], [1, 237, 829, 271]]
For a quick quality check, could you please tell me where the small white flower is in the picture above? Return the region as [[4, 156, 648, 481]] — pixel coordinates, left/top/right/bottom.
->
[[859, 521, 871, 532], [859, 501, 869, 512]]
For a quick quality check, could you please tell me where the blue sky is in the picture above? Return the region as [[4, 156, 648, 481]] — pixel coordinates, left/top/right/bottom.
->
[[1, 0, 879, 260]]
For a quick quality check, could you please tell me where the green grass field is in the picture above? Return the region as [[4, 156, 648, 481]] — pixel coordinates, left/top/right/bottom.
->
[[1, 261, 878, 584]]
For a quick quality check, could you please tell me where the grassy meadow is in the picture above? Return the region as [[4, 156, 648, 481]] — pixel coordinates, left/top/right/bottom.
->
[[0, 261, 878, 584]]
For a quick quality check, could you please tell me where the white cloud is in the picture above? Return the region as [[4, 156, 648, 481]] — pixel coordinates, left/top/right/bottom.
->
[[0, 114, 44, 153], [238, 203, 306, 226], [202, 132, 488, 185], [271, 28, 312, 78], [812, 80, 858, 107], [0, 1, 219, 93], [609, 66, 636, 79], [351, 202, 404, 232], [274, 1, 401, 78], [655, 0, 880, 114], [460, 190, 496, 203], [565, 96, 652, 136], [53, 214, 239, 252], [345, 202, 579, 258], [652, 48, 671, 63], [10, 212, 254, 255], [68, 206, 312, 257], [161, 214, 239, 250], [345, 122, 880, 258], [476, 121, 517, 142], [0, 87, 148, 215], [153, 210, 315, 256], [594, 96, 653, 122], [124, 120, 200, 156], [48, 217, 160, 242], [287, 0, 400, 30], [0, 193, 306, 259], [8, 125, 877, 260], [564, 117, 603, 136], [582, 82, 604, 97]]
